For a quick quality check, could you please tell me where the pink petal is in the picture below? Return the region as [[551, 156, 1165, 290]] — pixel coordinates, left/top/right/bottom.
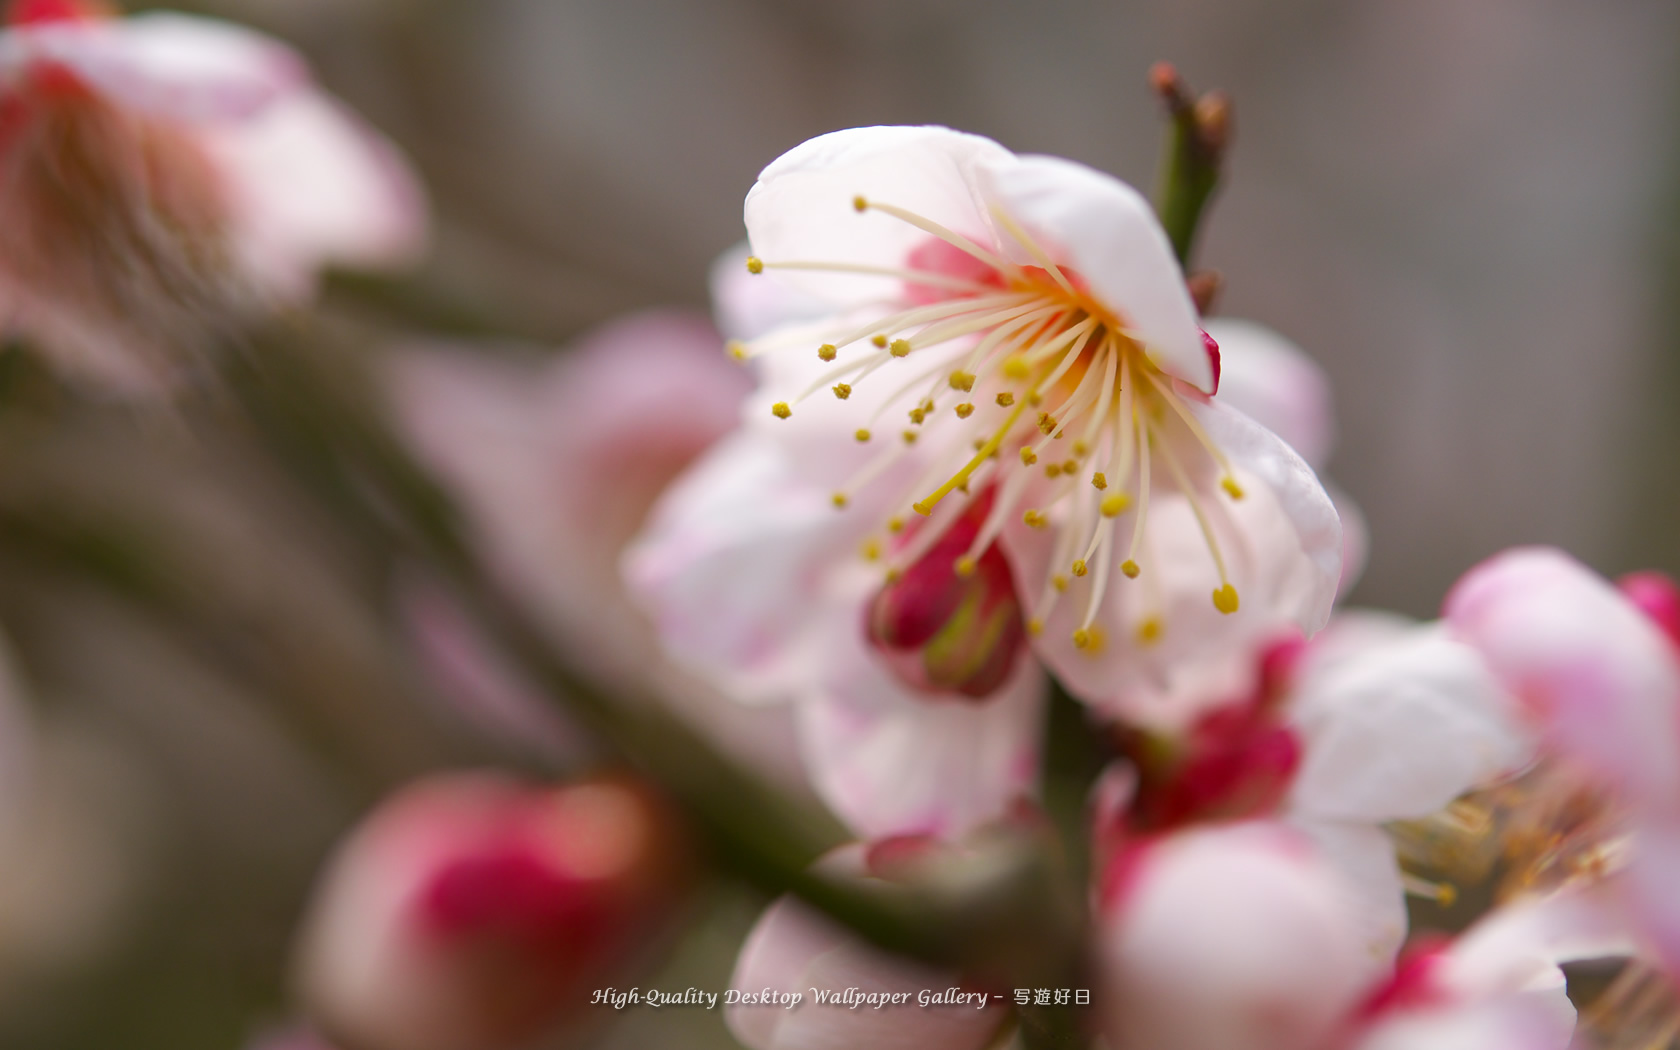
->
[[1202, 319, 1335, 470]]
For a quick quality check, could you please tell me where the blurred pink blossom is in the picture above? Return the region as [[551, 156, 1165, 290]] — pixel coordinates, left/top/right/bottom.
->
[[0, 0, 425, 391], [293, 772, 684, 1050]]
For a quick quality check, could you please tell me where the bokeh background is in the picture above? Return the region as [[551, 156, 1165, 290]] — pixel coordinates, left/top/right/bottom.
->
[[4, 1, 1679, 1048]]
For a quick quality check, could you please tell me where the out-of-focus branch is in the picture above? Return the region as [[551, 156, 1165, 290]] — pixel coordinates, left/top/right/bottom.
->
[[1151, 62, 1231, 272], [219, 319, 1089, 993]]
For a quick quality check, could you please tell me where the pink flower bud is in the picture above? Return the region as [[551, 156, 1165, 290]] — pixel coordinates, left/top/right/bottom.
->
[[294, 772, 684, 1050], [1618, 570, 1680, 652]]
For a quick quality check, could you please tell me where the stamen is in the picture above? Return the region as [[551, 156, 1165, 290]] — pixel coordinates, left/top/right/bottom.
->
[[991, 204, 1082, 302], [755, 258, 998, 294], [1150, 417, 1239, 615], [1399, 872, 1458, 908], [857, 197, 1018, 277], [1140, 367, 1243, 497]]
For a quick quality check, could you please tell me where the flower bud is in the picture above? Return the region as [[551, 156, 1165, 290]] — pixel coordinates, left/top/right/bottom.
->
[[294, 772, 685, 1050], [867, 487, 1026, 698]]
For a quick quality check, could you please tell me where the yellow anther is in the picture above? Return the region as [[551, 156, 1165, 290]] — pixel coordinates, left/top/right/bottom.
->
[[956, 478, 970, 494], [1072, 441, 1089, 457], [1073, 629, 1092, 650], [1053, 574, 1069, 592], [727, 340, 749, 361], [772, 402, 792, 419], [831, 492, 848, 508], [833, 382, 852, 400], [1020, 447, 1038, 466], [817, 343, 838, 362], [1092, 472, 1108, 490], [853, 195, 869, 212], [908, 408, 927, 425], [1023, 509, 1049, 529], [1036, 412, 1056, 435], [1435, 883, 1459, 908], [1028, 393, 1043, 407], [1221, 476, 1246, 500], [889, 339, 912, 358], [1213, 584, 1240, 615], [954, 555, 977, 578], [1026, 618, 1044, 637], [861, 538, 882, 561], [1061, 459, 1078, 474], [1003, 356, 1030, 380], [872, 334, 889, 348], [996, 392, 1016, 407], [1121, 559, 1141, 579], [949, 371, 976, 392], [745, 255, 764, 274], [955, 403, 975, 419], [888, 517, 905, 534], [1046, 463, 1062, 479], [855, 428, 872, 443], [1071, 560, 1088, 578], [902, 430, 918, 445], [1137, 617, 1163, 644], [1101, 493, 1132, 518], [884, 567, 902, 584]]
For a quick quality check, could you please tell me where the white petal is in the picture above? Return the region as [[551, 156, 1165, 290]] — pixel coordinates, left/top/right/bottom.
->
[[797, 606, 1046, 840], [1203, 319, 1335, 468], [1288, 623, 1531, 823], [978, 154, 1209, 391], [1444, 547, 1680, 805], [744, 126, 1015, 307]]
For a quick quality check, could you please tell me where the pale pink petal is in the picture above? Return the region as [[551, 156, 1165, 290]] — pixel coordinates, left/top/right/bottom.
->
[[208, 90, 427, 299], [978, 153, 1208, 391], [623, 430, 853, 704], [743, 125, 1015, 307], [1289, 623, 1530, 823], [796, 598, 1046, 840], [5, 13, 304, 122], [1287, 819, 1408, 965], [1098, 822, 1374, 1050], [1330, 481, 1370, 598], [728, 894, 1004, 1050], [1202, 319, 1335, 469], [1353, 999, 1573, 1050], [1621, 817, 1680, 975], [1443, 547, 1680, 806]]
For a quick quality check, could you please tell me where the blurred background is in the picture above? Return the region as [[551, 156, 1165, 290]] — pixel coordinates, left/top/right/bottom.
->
[[3, 0, 1679, 1047]]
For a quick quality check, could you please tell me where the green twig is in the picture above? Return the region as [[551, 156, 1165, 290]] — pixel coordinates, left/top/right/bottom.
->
[[1151, 63, 1231, 271]]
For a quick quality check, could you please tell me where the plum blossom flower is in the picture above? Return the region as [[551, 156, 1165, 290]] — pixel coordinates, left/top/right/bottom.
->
[[293, 772, 685, 1050], [0, 0, 425, 391], [1440, 549, 1680, 992], [718, 126, 1340, 708], [1098, 612, 1529, 960]]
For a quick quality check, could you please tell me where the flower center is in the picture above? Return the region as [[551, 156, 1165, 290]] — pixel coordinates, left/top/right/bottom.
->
[[736, 195, 1247, 651]]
